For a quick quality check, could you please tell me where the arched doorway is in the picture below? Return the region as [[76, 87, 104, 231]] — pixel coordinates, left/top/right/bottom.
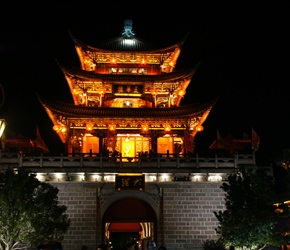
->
[[103, 197, 157, 249]]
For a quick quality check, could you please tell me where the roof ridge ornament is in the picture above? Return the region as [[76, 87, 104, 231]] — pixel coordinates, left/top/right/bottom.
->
[[122, 19, 135, 38]]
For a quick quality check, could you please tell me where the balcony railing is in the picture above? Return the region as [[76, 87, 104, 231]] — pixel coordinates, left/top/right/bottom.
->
[[0, 150, 256, 174]]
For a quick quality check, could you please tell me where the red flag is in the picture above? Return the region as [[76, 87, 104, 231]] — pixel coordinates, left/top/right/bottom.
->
[[183, 130, 194, 153], [252, 128, 260, 152], [209, 130, 251, 154], [35, 125, 50, 153], [216, 129, 226, 149], [209, 130, 227, 150]]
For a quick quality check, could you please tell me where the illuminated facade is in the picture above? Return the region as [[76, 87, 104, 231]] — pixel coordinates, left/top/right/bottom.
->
[[38, 19, 217, 158]]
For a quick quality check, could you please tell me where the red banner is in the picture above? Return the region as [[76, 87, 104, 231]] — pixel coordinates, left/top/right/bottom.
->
[[183, 130, 194, 153], [35, 126, 50, 153], [252, 129, 260, 152]]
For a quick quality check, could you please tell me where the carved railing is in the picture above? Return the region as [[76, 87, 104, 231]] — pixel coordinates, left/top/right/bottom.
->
[[0, 151, 256, 173]]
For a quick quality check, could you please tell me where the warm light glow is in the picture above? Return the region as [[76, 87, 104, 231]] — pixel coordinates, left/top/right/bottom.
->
[[141, 124, 149, 132], [53, 124, 61, 131], [0, 119, 7, 138], [160, 174, 170, 182], [178, 90, 186, 97], [86, 123, 93, 131], [104, 175, 114, 181], [124, 100, 131, 107], [35, 173, 46, 182], [151, 89, 158, 107], [108, 124, 116, 131], [169, 61, 176, 67], [61, 127, 67, 133], [195, 125, 204, 132], [53, 124, 66, 133], [207, 175, 222, 182], [92, 174, 101, 181], [150, 89, 158, 96], [118, 173, 143, 176], [193, 175, 201, 182], [141, 58, 146, 64], [110, 58, 116, 64], [164, 125, 171, 132], [55, 173, 64, 181], [99, 89, 106, 96]]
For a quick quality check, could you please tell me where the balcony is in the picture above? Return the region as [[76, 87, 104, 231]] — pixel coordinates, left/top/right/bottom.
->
[[0, 150, 257, 178]]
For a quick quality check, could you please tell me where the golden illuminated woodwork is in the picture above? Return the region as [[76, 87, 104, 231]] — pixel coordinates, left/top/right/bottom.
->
[[99, 89, 106, 107], [85, 123, 94, 131], [67, 116, 201, 131], [157, 137, 174, 154], [108, 124, 116, 131], [122, 140, 134, 157], [76, 46, 181, 74], [63, 69, 190, 107], [113, 136, 150, 160], [164, 125, 171, 132], [141, 125, 149, 132], [41, 23, 216, 156], [53, 124, 67, 133], [195, 125, 204, 132], [83, 136, 99, 154]]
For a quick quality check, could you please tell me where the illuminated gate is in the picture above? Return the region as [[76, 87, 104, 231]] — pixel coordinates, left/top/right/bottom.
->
[[103, 198, 157, 250]]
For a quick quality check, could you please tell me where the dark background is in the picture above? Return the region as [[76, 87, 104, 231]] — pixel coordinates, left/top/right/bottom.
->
[[0, 1, 289, 165]]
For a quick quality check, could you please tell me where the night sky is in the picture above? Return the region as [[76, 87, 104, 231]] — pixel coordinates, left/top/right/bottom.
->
[[0, 1, 289, 165]]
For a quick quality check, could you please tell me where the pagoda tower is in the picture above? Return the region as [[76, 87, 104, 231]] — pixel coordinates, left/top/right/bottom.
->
[[38, 20, 217, 158]]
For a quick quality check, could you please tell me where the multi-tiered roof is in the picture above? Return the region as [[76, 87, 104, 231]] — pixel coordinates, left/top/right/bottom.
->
[[38, 20, 217, 156]]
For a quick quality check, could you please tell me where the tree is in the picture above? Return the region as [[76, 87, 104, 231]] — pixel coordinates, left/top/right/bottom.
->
[[0, 168, 70, 250], [201, 239, 226, 250], [214, 167, 290, 250]]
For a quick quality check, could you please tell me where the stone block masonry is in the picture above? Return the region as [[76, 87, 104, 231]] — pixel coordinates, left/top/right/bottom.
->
[[54, 183, 98, 250], [52, 181, 225, 250], [161, 182, 225, 250]]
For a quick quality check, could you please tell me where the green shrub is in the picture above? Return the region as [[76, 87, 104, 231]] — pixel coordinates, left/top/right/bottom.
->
[[201, 239, 226, 250]]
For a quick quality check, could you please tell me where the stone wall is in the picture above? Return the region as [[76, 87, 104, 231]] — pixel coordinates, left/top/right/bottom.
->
[[54, 182, 98, 250], [52, 181, 225, 250], [161, 182, 225, 250]]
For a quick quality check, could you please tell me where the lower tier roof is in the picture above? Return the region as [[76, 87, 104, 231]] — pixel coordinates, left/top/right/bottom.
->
[[37, 95, 218, 118]]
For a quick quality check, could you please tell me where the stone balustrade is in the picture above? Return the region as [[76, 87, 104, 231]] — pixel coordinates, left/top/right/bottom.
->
[[0, 150, 256, 175]]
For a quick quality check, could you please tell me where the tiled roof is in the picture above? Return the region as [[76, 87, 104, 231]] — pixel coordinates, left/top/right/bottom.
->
[[68, 30, 189, 52], [37, 95, 219, 119], [58, 62, 199, 83]]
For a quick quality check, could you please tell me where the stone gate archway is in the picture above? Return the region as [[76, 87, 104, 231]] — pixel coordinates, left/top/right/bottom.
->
[[103, 197, 158, 249]]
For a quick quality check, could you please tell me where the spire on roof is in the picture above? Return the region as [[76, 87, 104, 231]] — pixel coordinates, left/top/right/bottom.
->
[[122, 19, 135, 38]]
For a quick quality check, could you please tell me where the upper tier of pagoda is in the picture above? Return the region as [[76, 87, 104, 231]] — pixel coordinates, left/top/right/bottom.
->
[[58, 62, 198, 108], [57, 20, 197, 110], [69, 19, 188, 74]]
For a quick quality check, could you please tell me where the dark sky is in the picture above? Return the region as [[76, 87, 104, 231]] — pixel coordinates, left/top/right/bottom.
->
[[0, 1, 289, 164]]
